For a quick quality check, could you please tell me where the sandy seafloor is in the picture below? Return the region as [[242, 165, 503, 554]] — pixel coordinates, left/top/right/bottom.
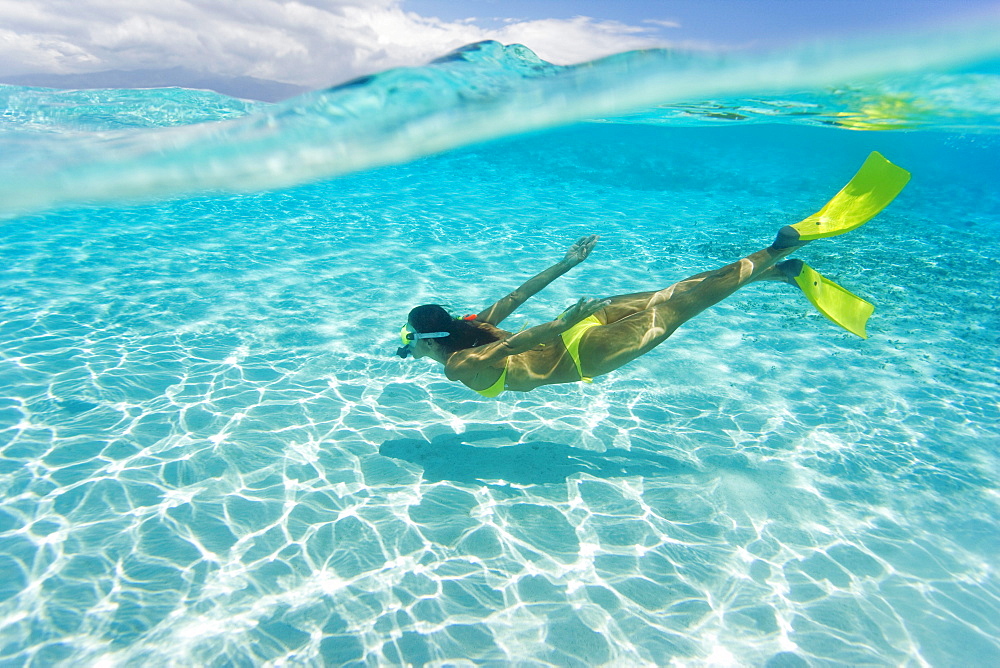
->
[[1, 120, 999, 665]]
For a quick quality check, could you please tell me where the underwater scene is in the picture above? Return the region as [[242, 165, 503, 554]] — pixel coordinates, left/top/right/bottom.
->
[[1, 29, 999, 667]]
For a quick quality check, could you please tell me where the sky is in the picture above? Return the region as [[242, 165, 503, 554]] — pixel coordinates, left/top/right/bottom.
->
[[0, 0, 997, 92]]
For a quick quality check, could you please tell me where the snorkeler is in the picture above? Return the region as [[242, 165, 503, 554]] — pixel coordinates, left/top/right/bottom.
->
[[398, 152, 910, 397]]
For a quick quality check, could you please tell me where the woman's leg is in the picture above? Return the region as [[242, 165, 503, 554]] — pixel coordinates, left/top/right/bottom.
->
[[594, 263, 792, 324], [592, 230, 802, 325], [580, 239, 802, 377]]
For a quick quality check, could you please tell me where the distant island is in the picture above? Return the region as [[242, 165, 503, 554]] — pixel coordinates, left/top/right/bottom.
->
[[0, 67, 311, 102]]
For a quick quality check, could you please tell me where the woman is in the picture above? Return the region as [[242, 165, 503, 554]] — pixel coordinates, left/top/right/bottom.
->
[[398, 152, 910, 397]]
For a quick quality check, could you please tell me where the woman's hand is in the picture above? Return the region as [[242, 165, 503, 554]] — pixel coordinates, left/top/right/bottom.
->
[[559, 297, 609, 327], [561, 235, 599, 268]]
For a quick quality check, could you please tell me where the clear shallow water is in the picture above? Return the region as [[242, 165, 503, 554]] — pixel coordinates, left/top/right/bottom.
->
[[2, 37, 1000, 667]]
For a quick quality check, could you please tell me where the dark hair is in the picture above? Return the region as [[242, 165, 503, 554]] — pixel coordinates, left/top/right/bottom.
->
[[408, 304, 499, 353]]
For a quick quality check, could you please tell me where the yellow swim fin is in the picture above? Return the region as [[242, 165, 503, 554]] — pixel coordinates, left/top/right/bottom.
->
[[792, 262, 874, 338], [790, 151, 911, 241]]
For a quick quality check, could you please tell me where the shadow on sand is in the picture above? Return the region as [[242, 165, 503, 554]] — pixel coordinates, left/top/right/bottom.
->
[[379, 428, 698, 485]]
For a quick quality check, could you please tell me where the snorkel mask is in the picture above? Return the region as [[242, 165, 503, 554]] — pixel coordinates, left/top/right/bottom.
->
[[396, 325, 449, 358]]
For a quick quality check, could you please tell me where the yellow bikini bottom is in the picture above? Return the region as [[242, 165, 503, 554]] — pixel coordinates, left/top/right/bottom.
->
[[474, 314, 601, 397], [559, 314, 601, 383]]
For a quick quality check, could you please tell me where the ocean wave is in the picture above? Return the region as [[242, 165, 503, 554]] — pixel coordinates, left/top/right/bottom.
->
[[1, 23, 998, 216]]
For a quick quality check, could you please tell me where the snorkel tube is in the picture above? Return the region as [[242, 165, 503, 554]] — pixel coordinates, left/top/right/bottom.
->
[[396, 325, 449, 358]]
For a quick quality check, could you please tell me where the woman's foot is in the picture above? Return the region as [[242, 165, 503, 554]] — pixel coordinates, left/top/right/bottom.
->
[[771, 225, 808, 250], [751, 260, 801, 284], [776, 258, 804, 285]]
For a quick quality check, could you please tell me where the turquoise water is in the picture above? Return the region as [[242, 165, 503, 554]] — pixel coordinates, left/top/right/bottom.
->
[[2, 35, 1000, 666]]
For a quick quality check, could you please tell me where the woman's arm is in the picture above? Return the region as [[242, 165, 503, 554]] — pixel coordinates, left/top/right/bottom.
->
[[476, 235, 598, 325], [497, 297, 608, 354], [446, 297, 607, 381]]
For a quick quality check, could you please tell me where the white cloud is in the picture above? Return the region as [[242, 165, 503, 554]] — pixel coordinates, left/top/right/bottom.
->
[[0, 0, 668, 88], [492, 16, 660, 64], [644, 19, 681, 29]]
